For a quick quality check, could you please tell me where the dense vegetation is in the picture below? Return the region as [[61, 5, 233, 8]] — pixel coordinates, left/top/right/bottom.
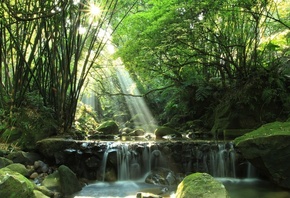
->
[[1, 0, 290, 148], [112, 0, 290, 134]]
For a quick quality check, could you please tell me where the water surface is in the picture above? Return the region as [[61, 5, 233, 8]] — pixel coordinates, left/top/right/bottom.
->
[[70, 178, 290, 198]]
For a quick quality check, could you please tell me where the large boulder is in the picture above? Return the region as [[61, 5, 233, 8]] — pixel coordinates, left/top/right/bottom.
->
[[0, 168, 35, 197], [36, 138, 79, 159], [3, 163, 30, 177], [175, 172, 229, 198], [42, 170, 61, 192], [154, 126, 182, 140], [58, 165, 82, 195], [42, 165, 82, 196], [97, 120, 119, 135], [6, 151, 42, 165], [234, 121, 290, 189]]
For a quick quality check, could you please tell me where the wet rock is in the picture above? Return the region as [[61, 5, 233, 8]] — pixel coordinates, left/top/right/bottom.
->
[[34, 160, 49, 173], [145, 168, 179, 186], [85, 156, 99, 168], [136, 192, 162, 198], [234, 121, 290, 189], [175, 172, 229, 198], [30, 172, 39, 179], [33, 173, 48, 185], [104, 166, 117, 182]]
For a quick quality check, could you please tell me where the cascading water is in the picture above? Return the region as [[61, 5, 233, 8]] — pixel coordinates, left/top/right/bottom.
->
[[100, 141, 237, 182], [72, 141, 290, 198], [246, 162, 257, 178], [100, 142, 153, 181], [209, 143, 236, 178]]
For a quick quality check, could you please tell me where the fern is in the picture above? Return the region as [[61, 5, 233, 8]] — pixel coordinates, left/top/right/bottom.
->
[[195, 85, 212, 101], [262, 88, 276, 104]]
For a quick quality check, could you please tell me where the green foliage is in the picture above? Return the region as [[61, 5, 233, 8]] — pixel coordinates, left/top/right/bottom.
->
[[0, 92, 57, 150], [195, 85, 212, 102], [74, 102, 99, 135]]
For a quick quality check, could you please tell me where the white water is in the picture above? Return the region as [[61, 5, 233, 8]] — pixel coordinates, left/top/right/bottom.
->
[[72, 142, 290, 198], [100, 142, 153, 181], [209, 143, 236, 178]]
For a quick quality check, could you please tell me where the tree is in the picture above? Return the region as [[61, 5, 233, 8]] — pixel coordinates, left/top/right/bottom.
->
[[0, 0, 135, 133], [112, 0, 290, 126]]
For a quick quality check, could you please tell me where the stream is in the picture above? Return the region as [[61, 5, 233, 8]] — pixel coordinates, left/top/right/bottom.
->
[[65, 140, 290, 198], [71, 178, 290, 198]]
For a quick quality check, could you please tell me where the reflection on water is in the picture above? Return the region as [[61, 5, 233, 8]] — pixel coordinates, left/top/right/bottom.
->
[[70, 181, 176, 198], [217, 178, 290, 198], [70, 178, 290, 198]]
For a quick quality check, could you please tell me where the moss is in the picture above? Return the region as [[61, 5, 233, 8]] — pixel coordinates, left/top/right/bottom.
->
[[234, 121, 290, 146], [58, 165, 82, 195], [97, 120, 119, 134], [41, 170, 61, 192], [176, 172, 229, 198], [3, 163, 30, 177], [0, 169, 35, 198]]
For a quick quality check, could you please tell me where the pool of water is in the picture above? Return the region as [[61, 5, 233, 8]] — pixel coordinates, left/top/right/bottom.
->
[[70, 178, 290, 198], [218, 178, 290, 198], [70, 180, 176, 198]]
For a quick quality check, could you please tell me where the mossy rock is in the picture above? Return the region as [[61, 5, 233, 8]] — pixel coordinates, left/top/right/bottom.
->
[[33, 190, 50, 198], [234, 121, 290, 189], [154, 126, 181, 139], [42, 170, 61, 192], [175, 172, 229, 198], [0, 169, 35, 198], [128, 129, 145, 136], [6, 151, 42, 165], [36, 138, 78, 159], [35, 185, 55, 197], [58, 165, 82, 195], [0, 157, 13, 168], [42, 165, 82, 196], [3, 163, 30, 177], [97, 120, 119, 135], [234, 121, 290, 146]]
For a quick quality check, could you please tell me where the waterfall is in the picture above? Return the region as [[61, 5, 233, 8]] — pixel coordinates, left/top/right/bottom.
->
[[100, 141, 239, 182], [101, 142, 152, 181], [247, 162, 257, 178], [206, 142, 236, 178]]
